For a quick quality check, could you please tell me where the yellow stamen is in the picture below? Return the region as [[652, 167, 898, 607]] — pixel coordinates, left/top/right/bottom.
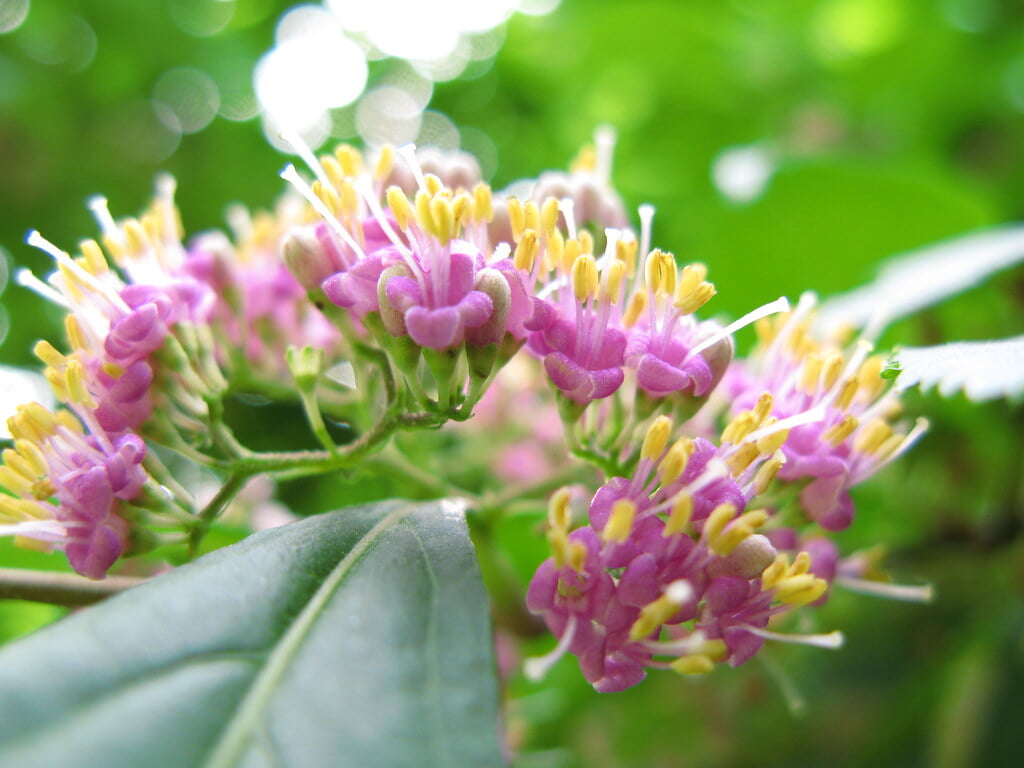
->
[[14, 440, 48, 477], [621, 290, 647, 327], [822, 415, 859, 446], [540, 198, 559, 239], [774, 574, 828, 606], [675, 281, 716, 314], [567, 540, 587, 572], [65, 360, 94, 407], [755, 316, 777, 347], [571, 254, 599, 303], [751, 453, 785, 495], [603, 499, 637, 544], [430, 196, 455, 243], [578, 230, 594, 255], [721, 412, 756, 444], [677, 263, 708, 297], [414, 191, 435, 236], [726, 444, 760, 477], [472, 183, 493, 223], [523, 200, 540, 235], [386, 186, 414, 231], [373, 144, 394, 180], [0, 467, 33, 496], [34, 341, 65, 368], [821, 353, 844, 390], [44, 368, 68, 401], [514, 230, 540, 272], [548, 487, 572, 530], [544, 230, 564, 272], [702, 503, 736, 545], [599, 260, 625, 304], [507, 197, 525, 241], [754, 423, 789, 455], [800, 353, 823, 393], [616, 236, 637, 274], [335, 144, 363, 177], [658, 438, 694, 486], [671, 654, 715, 675], [833, 377, 859, 410], [629, 583, 691, 641], [760, 553, 790, 589], [853, 419, 893, 454], [641, 415, 673, 461], [663, 494, 693, 536], [751, 392, 773, 426], [710, 509, 769, 556], [79, 239, 108, 274], [561, 238, 582, 273], [424, 173, 443, 197], [321, 155, 345, 194]]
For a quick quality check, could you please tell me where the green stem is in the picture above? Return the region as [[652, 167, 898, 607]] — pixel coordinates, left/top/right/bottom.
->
[[0, 568, 146, 606], [188, 473, 248, 556]]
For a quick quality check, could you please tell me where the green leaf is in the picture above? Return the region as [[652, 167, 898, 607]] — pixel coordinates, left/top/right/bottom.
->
[[0, 500, 503, 768]]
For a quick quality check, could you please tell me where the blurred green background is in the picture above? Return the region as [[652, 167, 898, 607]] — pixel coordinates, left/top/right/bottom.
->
[[1, 1, 1022, 766]]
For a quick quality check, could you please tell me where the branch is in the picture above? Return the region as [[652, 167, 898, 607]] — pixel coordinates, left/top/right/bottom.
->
[[0, 568, 146, 607]]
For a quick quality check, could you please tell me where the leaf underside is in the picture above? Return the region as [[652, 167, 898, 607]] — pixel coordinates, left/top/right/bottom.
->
[[0, 500, 503, 768], [892, 335, 1024, 401]]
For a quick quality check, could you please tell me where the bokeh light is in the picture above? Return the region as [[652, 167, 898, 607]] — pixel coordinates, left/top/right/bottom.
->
[[0, 0, 29, 35]]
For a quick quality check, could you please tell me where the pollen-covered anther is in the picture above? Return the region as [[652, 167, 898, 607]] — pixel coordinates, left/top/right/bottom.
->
[[670, 638, 728, 675], [616, 236, 637, 274], [547, 487, 572, 530], [833, 376, 860, 410], [702, 502, 737, 544], [414, 191, 436, 236], [33, 340, 66, 368], [621, 290, 647, 327], [78, 239, 109, 275], [472, 183, 493, 223], [853, 418, 893, 454], [858, 355, 887, 401], [641, 415, 673, 461], [726, 443, 760, 476], [424, 173, 444, 197], [430, 195, 456, 242], [629, 579, 693, 641], [571, 254, 599, 303], [658, 438, 694, 486], [751, 392, 774, 425], [675, 280, 716, 315], [799, 353, 824, 393], [386, 186, 415, 231], [721, 412, 757, 444], [822, 414, 859, 446], [670, 654, 715, 675], [663, 493, 693, 537], [507, 197, 525, 241], [603, 499, 637, 544], [821, 352, 844, 390], [335, 144, 363, 177], [773, 573, 829, 606], [598, 260, 625, 304], [373, 145, 394, 180], [514, 230, 540, 272], [709, 509, 769, 556], [754, 421, 789, 454], [751, 451, 785, 494]]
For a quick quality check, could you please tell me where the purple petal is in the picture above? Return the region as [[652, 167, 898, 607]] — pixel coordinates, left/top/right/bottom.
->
[[455, 290, 493, 329], [405, 305, 460, 349]]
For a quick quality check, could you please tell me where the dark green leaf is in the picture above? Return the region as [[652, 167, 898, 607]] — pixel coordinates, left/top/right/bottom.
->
[[0, 500, 503, 768]]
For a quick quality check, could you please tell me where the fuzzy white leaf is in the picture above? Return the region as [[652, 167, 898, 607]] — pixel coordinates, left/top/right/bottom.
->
[[817, 226, 1024, 336], [892, 336, 1024, 401]]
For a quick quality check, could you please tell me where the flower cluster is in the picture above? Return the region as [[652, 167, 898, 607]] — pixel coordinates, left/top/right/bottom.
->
[[1, 132, 930, 701]]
